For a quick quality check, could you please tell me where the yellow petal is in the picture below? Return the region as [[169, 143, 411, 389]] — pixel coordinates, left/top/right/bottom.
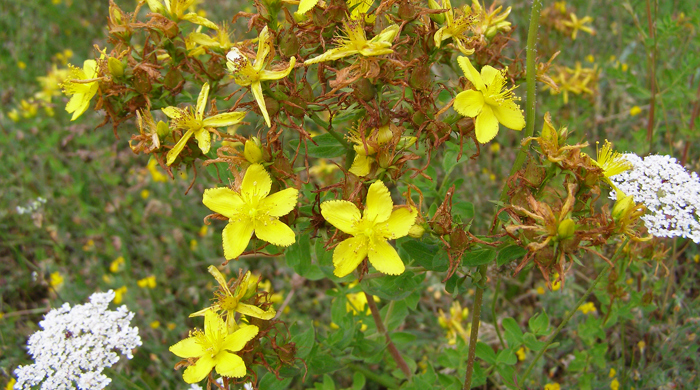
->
[[304, 47, 359, 65], [222, 324, 259, 353], [241, 163, 272, 202], [83, 59, 98, 78], [367, 240, 405, 275], [66, 93, 89, 121], [236, 302, 276, 320], [480, 65, 499, 86], [196, 82, 210, 119], [369, 24, 400, 44], [183, 355, 216, 384], [166, 129, 194, 166], [358, 46, 394, 57], [365, 181, 393, 223], [492, 100, 525, 131], [255, 26, 272, 68], [474, 105, 499, 143], [297, 0, 320, 13], [349, 154, 372, 176], [321, 200, 361, 234], [161, 106, 181, 119], [180, 13, 219, 30], [203, 309, 226, 334], [203, 111, 246, 127], [384, 206, 417, 239], [222, 221, 254, 260], [259, 188, 299, 217], [169, 336, 204, 358], [259, 57, 296, 81], [207, 265, 230, 291], [145, 0, 166, 13], [250, 81, 271, 127], [457, 56, 485, 91], [454, 89, 484, 118], [214, 353, 247, 378], [194, 128, 211, 154], [203, 187, 245, 218], [333, 236, 369, 277], [255, 218, 296, 247]]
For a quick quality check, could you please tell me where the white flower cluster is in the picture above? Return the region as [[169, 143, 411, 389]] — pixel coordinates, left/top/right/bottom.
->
[[16, 197, 47, 215], [610, 153, 700, 243], [14, 290, 142, 390]]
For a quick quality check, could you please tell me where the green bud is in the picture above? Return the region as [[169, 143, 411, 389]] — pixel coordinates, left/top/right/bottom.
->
[[557, 218, 576, 240], [428, 0, 446, 24], [244, 138, 264, 164], [108, 57, 124, 78], [612, 194, 634, 222], [156, 121, 170, 139], [408, 223, 425, 238]]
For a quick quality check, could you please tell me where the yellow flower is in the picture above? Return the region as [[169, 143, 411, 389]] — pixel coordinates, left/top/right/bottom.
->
[[437, 301, 470, 344], [544, 383, 560, 390], [170, 310, 258, 383], [536, 286, 545, 295], [630, 105, 642, 116], [611, 378, 620, 390], [244, 137, 264, 164], [198, 225, 209, 237], [61, 60, 99, 121], [226, 26, 296, 128], [578, 302, 597, 314], [6, 378, 16, 390], [187, 23, 237, 55], [150, 321, 161, 329], [453, 56, 525, 143], [113, 286, 128, 304], [203, 164, 299, 260], [516, 346, 527, 361], [36, 66, 70, 102], [551, 272, 561, 291], [147, 158, 168, 182], [145, 0, 218, 30], [470, 0, 513, 39], [49, 272, 64, 290], [110, 256, 125, 273], [609, 368, 616, 378], [589, 140, 632, 180], [137, 275, 157, 289], [347, 0, 375, 23], [163, 82, 246, 166], [562, 12, 595, 40], [348, 125, 393, 177], [167, 322, 177, 330], [18, 61, 27, 69], [140, 189, 150, 199], [190, 239, 198, 250], [321, 181, 417, 277], [303, 20, 399, 65], [433, 0, 476, 55]]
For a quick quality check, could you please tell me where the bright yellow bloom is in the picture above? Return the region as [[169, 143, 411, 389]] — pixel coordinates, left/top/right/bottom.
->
[[433, 0, 476, 55], [147, 158, 168, 182], [110, 256, 125, 273], [347, 0, 375, 23], [303, 20, 399, 65], [203, 164, 299, 260], [187, 24, 238, 55], [49, 272, 64, 290], [609, 368, 617, 378], [145, 0, 218, 30], [630, 105, 642, 116], [562, 13, 595, 40], [6, 378, 16, 390], [453, 56, 525, 143], [470, 0, 512, 39], [61, 60, 99, 121], [140, 189, 150, 199], [170, 310, 258, 383], [589, 140, 631, 180], [137, 275, 157, 289], [227, 26, 296, 128], [36, 65, 70, 102], [321, 181, 417, 277], [578, 302, 597, 314], [191, 266, 276, 330], [516, 346, 527, 361], [163, 82, 246, 166], [150, 321, 161, 329], [610, 378, 620, 390], [113, 286, 127, 304], [544, 383, 560, 390], [437, 300, 470, 345], [244, 137, 264, 164], [348, 125, 393, 176]]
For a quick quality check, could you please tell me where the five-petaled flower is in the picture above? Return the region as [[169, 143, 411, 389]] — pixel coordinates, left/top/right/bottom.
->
[[226, 26, 296, 128], [169, 310, 258, 384], [321, 181, 417, 277], [203, 163, 299, 260], [191, 266, 275, 331], [145, 0, 218, 30], [163, 82, 246, 166], [453, 56, 525, 143], [61, 60, 100, 121], [432, 0, 477, 55], [303, 20, 399, 65]]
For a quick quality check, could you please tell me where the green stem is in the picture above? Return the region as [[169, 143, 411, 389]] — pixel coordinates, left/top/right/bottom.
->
[[492, 279, 505, 349], [364, 292, 412, 380], [462, 264, 487, 390], [347, 362, 399, 389], [323, 117, 354, 170], [519, 238, 630, 386]]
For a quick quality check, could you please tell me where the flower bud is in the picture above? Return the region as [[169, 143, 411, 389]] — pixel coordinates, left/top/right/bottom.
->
[[280, 29, 300, 57], [408, 223, 425, 238], [557, 218, 575, 240], [398, 0, 416, 20], [353, 78, 375, 101], [244, 138, 264, 164], [156, 121, 171, 139], [428, 0, 446, 24], [108, 57, 124, 78], [612, 193, 635, 222]]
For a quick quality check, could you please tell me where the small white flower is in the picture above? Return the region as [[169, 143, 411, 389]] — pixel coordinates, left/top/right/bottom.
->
[[610, 154, 700, 243], [14, 290, 142, 390]]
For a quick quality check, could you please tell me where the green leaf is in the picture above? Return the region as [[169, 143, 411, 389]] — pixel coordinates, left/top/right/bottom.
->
[[528, 311, 549, 336], [362, 271, 424, 301], [286, 233, 311, 275], [496, 348, 517, 366], [293, 133, 347, 158], [501, 317, 523, 348], [462, 248, 496, 267], [453, 201, 474, 220], [400, 240, 444, 271], [497, 245, 527, 267], [258, 372, 293, 390], [291, 323, 315, 359], [351, 372, 366, 390], [475, 342, 497, 365], [382, 300, 408, 331], [522, 332, 546, 352]]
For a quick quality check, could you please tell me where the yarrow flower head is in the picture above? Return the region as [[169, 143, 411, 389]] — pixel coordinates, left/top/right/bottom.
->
[[610, 153, 700, 243], [203, 164, 299, 260], [320, 180, 417, 277], [453, 56, 525, 143], [14, 290, 142, 390]]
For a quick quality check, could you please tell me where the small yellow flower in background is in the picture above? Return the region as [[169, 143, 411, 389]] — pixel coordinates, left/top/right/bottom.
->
[[187, 23, 239, 55], [178, 171, 188, 181], [309, 159, 339, 177], [49, 272, 64, 290], [437, 300, 470, 345], [17, 61, 27, 69], [586, 54, 595, 63], [145, 0, 218, 30], [191, 266, 276, 330], [621, 63, 628, 72], [489, 142, 501, 153], [167, 322, 177, 330], [110, 256, 125, 273], [553, 1, 566, 14], [8, 110, 20, 122], [6, 378, 16, 390], [579, 302, 597, 314], [150, 321, 161, 329], [432, 0, 476, 55], [137, 275, 157, 289], [203, 164, 299, 260], [170, 310, 258, 383], [551, 272, 561, 291], [113, 286, 128, 304], [258, 278, 284, 304], [630, 105, 642, 116], [189, 239, 198, 250], [638, 340, 646, 352], [163, 82, 247, 166], [453, 56, 525, 144], [609, 368, 616, 378], [61, 60, 100, 121], [147, 158, 168, 182], [102, 274, 114, 284], [227, 26, 296, 128], [544, 383, 560, 390], [303, 21, 399, 65], [198, 225, 208, 237], [611, 378, 620, 390], [562, 12, 595, 40], [536, 286, 545, 295], [140, 189, 150, 199], [0, 312, 4, 320], [694, 254, 699, 263], [626, 278, 634, 285], [470, 0, 513, 39], [516, 346, 527, 361], [321, 180, 417, 277]]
